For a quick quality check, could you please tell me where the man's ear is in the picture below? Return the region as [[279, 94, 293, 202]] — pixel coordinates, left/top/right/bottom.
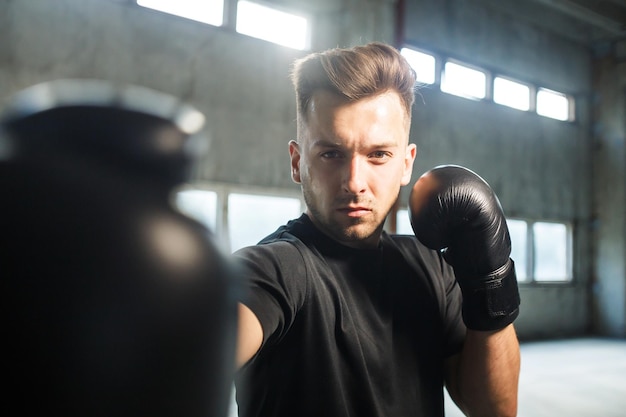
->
[[288, 140, 301, 184], [401, 143, 417, 186]]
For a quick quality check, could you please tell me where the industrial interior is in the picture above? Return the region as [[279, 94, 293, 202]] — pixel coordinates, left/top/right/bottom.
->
[[2, 0, 625, 416]]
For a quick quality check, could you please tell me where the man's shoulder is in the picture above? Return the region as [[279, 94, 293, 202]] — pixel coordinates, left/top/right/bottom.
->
[[233, 215, 316, 271], [384, 233, 441, 261], [256, 214, 313, 244]]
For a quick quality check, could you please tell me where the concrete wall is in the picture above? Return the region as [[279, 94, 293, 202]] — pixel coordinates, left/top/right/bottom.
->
[[591, 41, 626, 337], [1, 0, 623, 339], [1, 0, 303, 189]]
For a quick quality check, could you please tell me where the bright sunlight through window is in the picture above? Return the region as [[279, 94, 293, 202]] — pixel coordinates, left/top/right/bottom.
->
[[236, 0, 309, 50], [494, 77, 530, 111], [401, 47, 436, 85], [533, 222, 571, 281], [395, 208, 413, 235], [228, 193, 302, 252], [506, 219, 528, 281], [441, 61, 486, 100], [536, 88, 570, 121], [175, 189, 218, 231], [137, 0, 224, 26]]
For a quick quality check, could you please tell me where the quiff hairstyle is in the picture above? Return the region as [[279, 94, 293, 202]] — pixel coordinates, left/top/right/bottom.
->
[[290, 42, 417, 134]]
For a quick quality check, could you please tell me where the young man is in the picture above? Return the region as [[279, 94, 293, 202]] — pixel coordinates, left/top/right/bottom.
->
[[233, 42, 520, 417]]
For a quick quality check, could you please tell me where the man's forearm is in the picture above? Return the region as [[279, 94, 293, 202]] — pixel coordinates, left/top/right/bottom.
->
[[456, 324, 520, 417]]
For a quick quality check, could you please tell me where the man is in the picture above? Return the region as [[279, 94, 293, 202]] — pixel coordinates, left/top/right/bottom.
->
[[233, 42, 520, 417]]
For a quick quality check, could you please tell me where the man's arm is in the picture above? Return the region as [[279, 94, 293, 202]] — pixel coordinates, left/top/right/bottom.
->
[[236, 303, 263, 369], [445, 325, 520, 417], [409, 165, 522, 416]]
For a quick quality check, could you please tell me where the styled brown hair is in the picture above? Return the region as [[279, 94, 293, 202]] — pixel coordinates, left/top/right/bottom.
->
[[291, 42, 417, 131]]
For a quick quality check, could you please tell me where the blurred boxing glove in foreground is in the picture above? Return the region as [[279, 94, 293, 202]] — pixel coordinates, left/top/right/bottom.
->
[[1, 80, 239, 417]]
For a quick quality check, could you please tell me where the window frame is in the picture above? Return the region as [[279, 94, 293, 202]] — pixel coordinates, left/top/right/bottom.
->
[[536, 87, 574, 122], [136, 0, 226, 27], [401, 42, 576, 123], [235, 0, 312, 51], [226, 189, 304, 252], [400, 46, 438, 86], [440, 58, 490, 101], [506, 217, 574, 285], [393, 207, 574, 285], [174, 182, 304, 252], [131, 0, 312, 50], [493, 75, 532, 112]]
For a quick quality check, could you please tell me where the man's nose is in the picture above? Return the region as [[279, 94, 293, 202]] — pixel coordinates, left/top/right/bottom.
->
[[342, 156, 367, 194]]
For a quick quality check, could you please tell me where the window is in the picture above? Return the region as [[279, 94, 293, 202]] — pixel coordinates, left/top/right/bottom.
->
[[493, 76, 531, 111], [175, 189, 218, 231], [533, 222, 570, 281], [396, 211, 571, 283], [236, 0, 309, 50], [400, 43, 575, 121], [441, 61, 487, 100], [401, 47, 436, 85], [176, 186, 303, 252], [395, 208, 413, 235], [506, 219, 528, 281], [227, 193, 302, 252], [536, 88, 570, 121], [508, 219, 572, 283], [137, 0, 224, 26]]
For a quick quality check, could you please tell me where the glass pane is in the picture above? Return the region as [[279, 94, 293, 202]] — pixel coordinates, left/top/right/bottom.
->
[[137, 0, 224, 26], [175, 189, 218, 231], [536, 88, 569, 121], [506, 219, 528, 281], [236, 1, 309, 50], [395, 208, 414, 235], [533, 222, 570, 281], [494, 77, 530, 111], [441, 61, 486, 100], [228, 193, 301, 252], [401, 47, 436, 85]]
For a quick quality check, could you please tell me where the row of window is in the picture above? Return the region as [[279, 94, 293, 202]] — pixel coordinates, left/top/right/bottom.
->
[[133, 1, 574, 122], [175, 187, 303, 252], [395, 208, 572, 283], [136, 0, 310, 50], [400, 47, 574, 121], [177, 188, 573, 283]]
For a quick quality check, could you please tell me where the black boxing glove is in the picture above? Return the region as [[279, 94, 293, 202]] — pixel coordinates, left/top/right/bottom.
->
[[409, 165, 520, 331]]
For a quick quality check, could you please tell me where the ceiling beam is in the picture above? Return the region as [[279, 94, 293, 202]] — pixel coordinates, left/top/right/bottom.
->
[[529, 0, 625, 36]]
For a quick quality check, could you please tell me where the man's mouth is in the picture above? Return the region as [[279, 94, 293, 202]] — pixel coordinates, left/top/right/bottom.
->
[[337, 206, 372, 217]]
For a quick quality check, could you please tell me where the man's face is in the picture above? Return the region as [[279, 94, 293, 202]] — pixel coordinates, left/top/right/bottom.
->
[[289, 90, 416, 249]]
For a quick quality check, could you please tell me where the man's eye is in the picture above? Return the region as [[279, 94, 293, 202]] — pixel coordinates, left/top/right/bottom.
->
[[370, 151, 391, 160], [321, 150, 342, 159]]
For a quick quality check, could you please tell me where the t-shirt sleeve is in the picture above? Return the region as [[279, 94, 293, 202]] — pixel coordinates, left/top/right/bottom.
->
[[233, 241, 308, 350]]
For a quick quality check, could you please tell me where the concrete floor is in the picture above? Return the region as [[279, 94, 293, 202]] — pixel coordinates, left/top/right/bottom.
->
[[445, 338, 626, 417]]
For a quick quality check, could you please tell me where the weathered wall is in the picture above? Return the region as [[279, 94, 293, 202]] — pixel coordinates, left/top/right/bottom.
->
[[591, 41, 626, 337], [1, 0, 302, 189]]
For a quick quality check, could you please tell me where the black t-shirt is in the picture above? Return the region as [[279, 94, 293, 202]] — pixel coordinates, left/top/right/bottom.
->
[[234, 214, 465, 417]]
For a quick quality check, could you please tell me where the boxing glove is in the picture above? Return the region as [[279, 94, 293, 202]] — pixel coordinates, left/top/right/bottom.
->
[[409, 165, 520, 331], [1, 80, 238, 417]]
